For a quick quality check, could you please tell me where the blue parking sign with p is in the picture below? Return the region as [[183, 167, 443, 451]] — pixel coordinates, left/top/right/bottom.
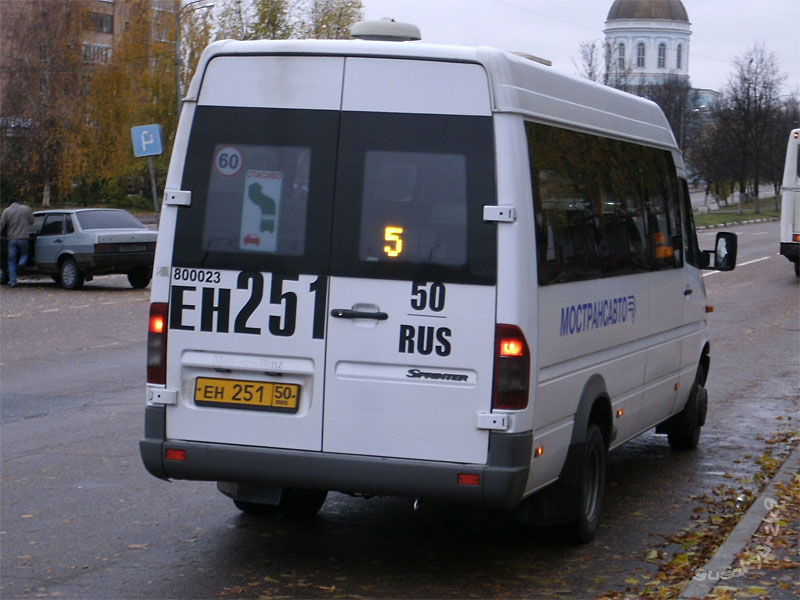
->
[[131, 124, 163, 157]]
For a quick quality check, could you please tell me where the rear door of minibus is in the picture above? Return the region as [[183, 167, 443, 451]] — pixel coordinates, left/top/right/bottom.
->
[[323, 57, 498, 464]]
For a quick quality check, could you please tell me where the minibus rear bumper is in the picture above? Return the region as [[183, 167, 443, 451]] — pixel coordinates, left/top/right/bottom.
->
[[140, 406, 531, 510]]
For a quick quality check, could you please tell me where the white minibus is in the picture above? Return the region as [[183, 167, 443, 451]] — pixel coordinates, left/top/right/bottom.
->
[[780, 129, 800, 276], [140, 26, 737, 542]]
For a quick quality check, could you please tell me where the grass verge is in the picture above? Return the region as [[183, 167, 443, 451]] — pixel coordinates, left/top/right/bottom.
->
[[694, 199, 780, 228]]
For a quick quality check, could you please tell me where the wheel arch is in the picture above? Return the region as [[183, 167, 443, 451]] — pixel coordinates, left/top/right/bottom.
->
[[570, 374, 612, 449], [56, 251, 77, 268]]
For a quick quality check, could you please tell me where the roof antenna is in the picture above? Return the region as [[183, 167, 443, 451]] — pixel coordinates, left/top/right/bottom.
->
[[350, 18, 421, 42]]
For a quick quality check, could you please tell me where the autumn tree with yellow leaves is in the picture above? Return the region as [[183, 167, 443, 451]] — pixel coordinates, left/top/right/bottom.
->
[[0, 0, 85, 206], [1, 0, 361, 208]]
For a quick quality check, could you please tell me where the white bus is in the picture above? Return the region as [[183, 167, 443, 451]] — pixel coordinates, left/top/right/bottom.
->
[[780, 128, 800, 276], [140, 26, 737, 542]]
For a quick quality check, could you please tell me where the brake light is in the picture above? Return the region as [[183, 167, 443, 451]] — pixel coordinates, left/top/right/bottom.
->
[[492, 324, 530, 410], [793, 233, 800, 243], [147, 302, 168, 384]]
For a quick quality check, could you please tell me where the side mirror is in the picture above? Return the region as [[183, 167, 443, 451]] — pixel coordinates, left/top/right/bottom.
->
[[702, 231, 737, 271]]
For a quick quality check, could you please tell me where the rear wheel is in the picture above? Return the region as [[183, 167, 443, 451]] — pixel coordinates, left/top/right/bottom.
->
[[234, 488, 328, 518], [127, 266, 152, 289], [59, 258, 84, 290], [569, 423, 606, 543]]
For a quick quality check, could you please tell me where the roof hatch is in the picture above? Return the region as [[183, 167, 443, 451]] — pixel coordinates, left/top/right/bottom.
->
[[350, 18, 421, 42]]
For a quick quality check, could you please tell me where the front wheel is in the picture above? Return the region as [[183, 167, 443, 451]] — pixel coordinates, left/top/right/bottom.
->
[[569, 423, 606, 543], [668, 367, 706, 450], [59, 258, 84, 290]]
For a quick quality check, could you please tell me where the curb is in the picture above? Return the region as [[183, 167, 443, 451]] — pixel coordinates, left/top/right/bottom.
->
[[678, 444, 800, 599], [696, 216, 779, 230]]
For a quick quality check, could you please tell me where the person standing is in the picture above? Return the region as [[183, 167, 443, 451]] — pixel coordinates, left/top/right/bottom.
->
[[0, 199, 35, 287]]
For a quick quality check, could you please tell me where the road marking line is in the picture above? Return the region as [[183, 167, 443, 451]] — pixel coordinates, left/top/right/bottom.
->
[[738, 256, 774, 267], [88, 341, 122, 350], [703, 255, 774, 277]]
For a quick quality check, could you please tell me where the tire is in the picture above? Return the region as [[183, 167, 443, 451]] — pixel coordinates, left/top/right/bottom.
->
[[127, 266, 152, 289], [59, 258, 84, 290], [234, 488, 328, 518], [794, 260, 799, 277], [668, 367, 706, 450], [569, 423, 606, 543]]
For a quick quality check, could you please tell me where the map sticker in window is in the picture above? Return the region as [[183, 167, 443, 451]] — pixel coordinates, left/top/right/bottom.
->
[[240, 170, 283, 252]]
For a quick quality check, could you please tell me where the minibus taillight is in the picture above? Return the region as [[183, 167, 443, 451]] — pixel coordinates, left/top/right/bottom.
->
[[492, 324, 530, 410], [147, 302, 168, 385]]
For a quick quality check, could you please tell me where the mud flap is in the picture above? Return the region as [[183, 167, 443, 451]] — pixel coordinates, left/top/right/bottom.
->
[[517, 441, 585, 526]]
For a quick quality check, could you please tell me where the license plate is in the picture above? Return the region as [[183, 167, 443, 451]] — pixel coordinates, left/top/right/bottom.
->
[[121, 244, 146, 252], [194, 377, 300, 413]]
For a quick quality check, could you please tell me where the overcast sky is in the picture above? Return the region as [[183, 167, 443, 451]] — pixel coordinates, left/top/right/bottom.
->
[[361, 0, 800, 95]]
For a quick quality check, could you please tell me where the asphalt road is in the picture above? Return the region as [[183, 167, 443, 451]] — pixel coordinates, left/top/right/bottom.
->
[[1, 221, 797, 599]]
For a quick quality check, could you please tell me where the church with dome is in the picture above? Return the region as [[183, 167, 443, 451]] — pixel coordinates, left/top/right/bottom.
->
[[604, 0, 692, 87]]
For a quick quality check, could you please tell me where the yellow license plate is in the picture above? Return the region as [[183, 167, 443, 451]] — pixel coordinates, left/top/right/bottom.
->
[[194, 377, 300, 413]]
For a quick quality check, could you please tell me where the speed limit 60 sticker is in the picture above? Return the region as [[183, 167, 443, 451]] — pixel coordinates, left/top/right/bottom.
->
[[214, 146, 243, 177]]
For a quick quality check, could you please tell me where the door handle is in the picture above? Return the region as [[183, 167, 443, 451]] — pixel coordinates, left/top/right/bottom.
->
[[330, 309, 388, 321], [684, 288, 693, 296]]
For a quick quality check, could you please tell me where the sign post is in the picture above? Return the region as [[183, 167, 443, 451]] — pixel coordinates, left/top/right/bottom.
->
[[131, 124, 164, 215]]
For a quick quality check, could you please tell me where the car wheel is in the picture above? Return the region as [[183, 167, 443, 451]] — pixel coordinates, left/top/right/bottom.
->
[[668, 367, 706, 451], [568, 423, 606, 543], [59, 258, 84, 290], [127, 266, 152, 289]]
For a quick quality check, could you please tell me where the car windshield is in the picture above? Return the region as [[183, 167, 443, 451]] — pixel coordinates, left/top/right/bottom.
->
[[76, 210, 146, 230]]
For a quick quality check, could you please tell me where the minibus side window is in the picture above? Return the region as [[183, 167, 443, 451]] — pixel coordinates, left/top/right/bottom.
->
[[526, 122, 681, 285]]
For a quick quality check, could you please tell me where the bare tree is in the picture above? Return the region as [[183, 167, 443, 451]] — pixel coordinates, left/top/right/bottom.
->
[[718, 45, 786, 213], [637, 75, 698, 149], [766, 95, 800, 210], [574, 39, 614, 85], [687, 47, 793, 213]]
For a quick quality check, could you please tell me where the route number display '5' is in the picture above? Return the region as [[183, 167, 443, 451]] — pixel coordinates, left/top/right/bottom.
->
[[141, 27, 737, 543]]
